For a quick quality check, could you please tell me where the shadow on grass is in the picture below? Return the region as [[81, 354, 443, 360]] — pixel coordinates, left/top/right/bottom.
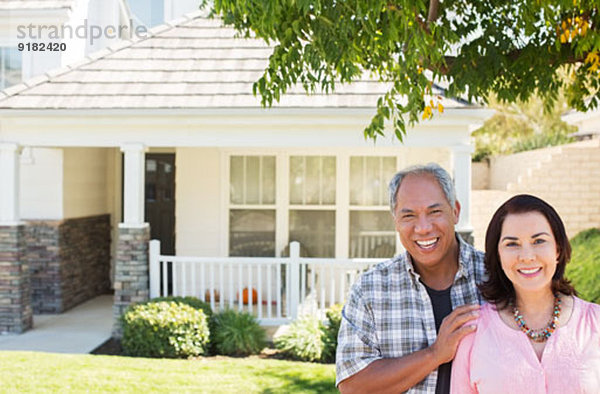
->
[[258, 368, 337, 394]]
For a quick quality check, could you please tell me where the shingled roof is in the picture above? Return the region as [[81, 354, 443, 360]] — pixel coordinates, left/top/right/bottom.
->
[[0, 11, 467, 110]]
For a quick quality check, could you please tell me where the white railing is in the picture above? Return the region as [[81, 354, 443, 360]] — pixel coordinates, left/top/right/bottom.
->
[[149, 241, 380, 325]]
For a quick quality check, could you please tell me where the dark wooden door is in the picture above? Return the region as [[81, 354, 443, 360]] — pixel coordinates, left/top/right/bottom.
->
[[145, 154, 175, 255]]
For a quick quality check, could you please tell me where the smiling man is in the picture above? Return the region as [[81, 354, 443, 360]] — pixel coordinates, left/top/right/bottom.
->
[[336, 163, 486, 394]]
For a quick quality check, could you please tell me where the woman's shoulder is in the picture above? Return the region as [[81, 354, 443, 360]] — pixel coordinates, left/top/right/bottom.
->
[[479, 302, 499, 322], [455, 303, 507, 356], [468, 302, 499, 334], [573, 296, 600, 322], [566, 296, 600, 337]]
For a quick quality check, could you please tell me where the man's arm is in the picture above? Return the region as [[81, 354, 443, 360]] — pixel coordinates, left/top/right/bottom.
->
[[338, 304, 479, 394]]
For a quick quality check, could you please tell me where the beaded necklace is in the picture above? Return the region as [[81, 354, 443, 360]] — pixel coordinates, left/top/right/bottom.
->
[[512, 294, 561, 343]]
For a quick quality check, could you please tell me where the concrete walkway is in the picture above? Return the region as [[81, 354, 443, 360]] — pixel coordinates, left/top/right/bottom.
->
[[0, 295, 113, 354]]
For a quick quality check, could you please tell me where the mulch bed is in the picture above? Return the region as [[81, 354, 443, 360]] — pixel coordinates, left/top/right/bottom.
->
[[90, 338, 123, 356], [90, 339, 290, 360]]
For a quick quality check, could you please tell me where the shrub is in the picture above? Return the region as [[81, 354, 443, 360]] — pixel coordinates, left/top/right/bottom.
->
[[210, 309, 266, 356], [321, 304, 343, 363], [566, 228, 600, 304], [275, 315, 325, 362], [144, 296, 213, 318], [121, 301, 210, 358]]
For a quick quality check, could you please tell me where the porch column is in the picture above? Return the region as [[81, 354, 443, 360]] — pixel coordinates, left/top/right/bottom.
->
[[113, 143, 149, 337], [0, 143, 32, 333], [452, 144, 474, 244], [0, 142, 20, 224], [121, 143, 146, 226]]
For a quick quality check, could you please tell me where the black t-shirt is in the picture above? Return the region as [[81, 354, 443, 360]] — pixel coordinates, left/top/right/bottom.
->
[[423, 282, 453, 394]]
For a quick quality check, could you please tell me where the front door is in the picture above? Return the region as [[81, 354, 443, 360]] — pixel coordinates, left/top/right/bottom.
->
[[145, 154, 175, 254]]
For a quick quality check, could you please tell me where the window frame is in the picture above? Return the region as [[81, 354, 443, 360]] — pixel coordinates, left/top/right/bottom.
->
[[222, 148, 403, 258], [225, 153, 277, 257]]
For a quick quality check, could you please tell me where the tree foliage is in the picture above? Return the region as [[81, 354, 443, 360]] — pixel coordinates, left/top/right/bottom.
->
[[472, 92, 577, 161], [204, 0, 600, 141]]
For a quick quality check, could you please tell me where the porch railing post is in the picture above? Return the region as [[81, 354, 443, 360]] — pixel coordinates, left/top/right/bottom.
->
[[289, 241, 300, 320], [149, 240, 161, 298]]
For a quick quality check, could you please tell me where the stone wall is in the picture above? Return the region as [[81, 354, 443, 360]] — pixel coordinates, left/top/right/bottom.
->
[[113, 225, 150, 337], [471, 161, 490, 190], [59, 215, 112, 311], [471, 139, 600, 248], [26, 221, 61, 313], [0, 225, 32, 333], [504, 140, 600, 238], [26, 215, 111, 314], [488, 146, 562, 190], [471, 190, 513, 250]]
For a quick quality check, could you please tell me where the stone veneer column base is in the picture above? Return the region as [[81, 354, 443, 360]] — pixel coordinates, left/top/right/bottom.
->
[[0, 225, 32, 334], [112, 224, 150, 338]]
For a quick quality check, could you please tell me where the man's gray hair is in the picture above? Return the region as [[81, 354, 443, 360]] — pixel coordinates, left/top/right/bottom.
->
[[388, 163, 456, 216]]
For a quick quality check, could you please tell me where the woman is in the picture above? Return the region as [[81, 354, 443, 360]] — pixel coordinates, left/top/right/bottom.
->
[[451, 194, 600, 393]]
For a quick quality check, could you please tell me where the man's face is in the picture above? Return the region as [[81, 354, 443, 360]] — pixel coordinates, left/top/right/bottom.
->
[[393, 174, 460, 269]]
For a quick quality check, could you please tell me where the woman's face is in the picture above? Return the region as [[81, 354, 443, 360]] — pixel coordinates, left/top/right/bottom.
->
[[498, 211, 559, 297]]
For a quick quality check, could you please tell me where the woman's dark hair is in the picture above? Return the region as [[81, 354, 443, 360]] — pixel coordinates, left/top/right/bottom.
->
[[479, 194, 576, 310]]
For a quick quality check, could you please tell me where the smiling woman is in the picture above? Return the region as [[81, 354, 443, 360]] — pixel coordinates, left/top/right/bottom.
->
[[450, 194, 600, 394]]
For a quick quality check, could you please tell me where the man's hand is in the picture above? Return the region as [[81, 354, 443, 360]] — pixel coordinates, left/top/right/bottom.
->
[[429, 304, 479, 364]]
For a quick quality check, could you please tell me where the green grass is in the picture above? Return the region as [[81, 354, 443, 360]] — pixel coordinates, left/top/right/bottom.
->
[[0, 351, 336, 393], [566, 228, 600, 304]]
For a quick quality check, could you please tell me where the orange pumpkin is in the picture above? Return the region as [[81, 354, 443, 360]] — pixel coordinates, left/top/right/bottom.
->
[[239, 287, 258, 305], [204, 289, 220, 303]]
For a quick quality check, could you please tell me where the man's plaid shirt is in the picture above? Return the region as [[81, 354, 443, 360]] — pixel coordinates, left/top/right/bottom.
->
[[336, 235, 486, 393]]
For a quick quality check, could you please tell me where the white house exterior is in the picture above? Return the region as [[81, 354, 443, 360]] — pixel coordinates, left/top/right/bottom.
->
[[0, 2, 492, 334]]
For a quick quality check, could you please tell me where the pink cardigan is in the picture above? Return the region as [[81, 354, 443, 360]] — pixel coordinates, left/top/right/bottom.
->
[[451, 297, 600, 394]]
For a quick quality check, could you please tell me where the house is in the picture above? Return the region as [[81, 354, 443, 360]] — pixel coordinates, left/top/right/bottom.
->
[[0, 2, 492, 334]]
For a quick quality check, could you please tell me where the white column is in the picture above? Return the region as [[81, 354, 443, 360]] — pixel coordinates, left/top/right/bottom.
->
[[452, 144, 474, 233], [0, 143, 21, 225], [120, 143, 147, 227]]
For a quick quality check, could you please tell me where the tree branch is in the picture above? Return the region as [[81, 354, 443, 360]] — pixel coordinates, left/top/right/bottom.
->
[[430, 45, 587, 77], [427, 0, 440, 23]]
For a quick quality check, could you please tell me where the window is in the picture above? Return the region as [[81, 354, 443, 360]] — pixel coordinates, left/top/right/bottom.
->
[[127, 0, 164, 28], [289, 156, 336, 257], [229, 210, 275, 257], [289, 210, 336, 257], [289, 156, 335, 205], [227, 152, 399, 258], [350, 156, 396, 206], [349, 211, 396, 258], [228, 156, 276, 256], [349, 156, 397, 258], [230, 156, 275, 205], [0, 47, 22, 90]]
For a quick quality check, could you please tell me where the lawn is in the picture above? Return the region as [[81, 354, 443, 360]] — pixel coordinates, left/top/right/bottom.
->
[[0, 351, 336, 393], [566, 228, 600, 304]]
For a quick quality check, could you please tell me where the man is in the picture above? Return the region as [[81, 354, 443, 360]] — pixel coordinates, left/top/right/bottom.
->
[[336, 163, 485, 394]]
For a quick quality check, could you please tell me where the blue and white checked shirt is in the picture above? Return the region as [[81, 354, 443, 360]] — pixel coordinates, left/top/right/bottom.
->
[[336, 235, 486, 393]]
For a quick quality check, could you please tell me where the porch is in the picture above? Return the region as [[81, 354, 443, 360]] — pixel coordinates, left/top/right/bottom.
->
[[150, 240, 380, 325], [0, 295, 113, 354]]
